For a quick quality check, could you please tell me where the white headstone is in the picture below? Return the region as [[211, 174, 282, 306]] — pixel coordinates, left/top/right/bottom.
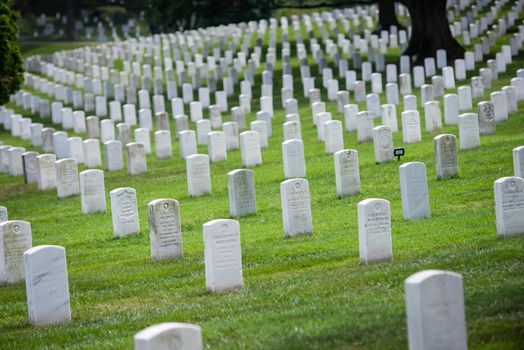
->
[[434, 134, 459, 179], [357, 111, 374, 143], [401, 111, 422, 144], [240, 131, 262, 167], [203, 219, 243, 292], [334, 149, 360, 198], [494, 176, 524, 238], [282, 139, 306, 179], [55, 158, 79, 198], [477, 101, 496, 135], [373, 126, 394, 163], [458, 113, 480, 150], [179, 130, 197, 160], [424, 101, 442, 133], [83, 139, 102, 168], [104, 140, 123, 171], [186, 154, 211, 197], [0, 220, 32, 284], [24, 245, 71, 325], [127, 142, 147, 175], [358, 198, 392, 264], [196, 120, 211, 146], [37, 154, 57, 190], [491, 91, 508, 122], [399, 162, 430, 220], [228, 169, 257, 217], [280, 178, 313, 237], [147, 199, 182, 261], [513, 146, 524, 179], [154, 130, 173, 160], [207, 131, 227, 162], [79, 169, 106, 214], [110, 187, 140, 238], [134, 323, 203, 350], [405, 270, 467, 350]]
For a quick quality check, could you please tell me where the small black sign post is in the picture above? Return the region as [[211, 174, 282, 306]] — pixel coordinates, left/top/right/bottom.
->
[[394, 148, 405, 161]]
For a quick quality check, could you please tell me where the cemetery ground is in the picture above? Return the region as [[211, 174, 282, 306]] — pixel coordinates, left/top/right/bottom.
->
[[1, 17, 524, 350]]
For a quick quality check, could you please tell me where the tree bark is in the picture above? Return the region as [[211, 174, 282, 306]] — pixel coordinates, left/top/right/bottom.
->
[[65, 0, 75, 40], [400, 0, 464, 65], [376, 0, 405, 33]]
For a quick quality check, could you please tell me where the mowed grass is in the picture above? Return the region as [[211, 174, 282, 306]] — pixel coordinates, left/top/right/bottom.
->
[[1, 10, 524, 350]]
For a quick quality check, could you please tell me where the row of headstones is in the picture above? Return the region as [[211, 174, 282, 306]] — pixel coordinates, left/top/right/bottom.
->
[[18, 6, 523, 132], [6, 137, 523, 288], [30, 0, 484, 88], [25, 0, 512, 94], [5, 212, 519, 350], [9, 59, 523, 170]]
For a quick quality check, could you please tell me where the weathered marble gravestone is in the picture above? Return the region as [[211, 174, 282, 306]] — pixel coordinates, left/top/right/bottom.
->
[[494, 176, 524, 238], [104, 140, 124, 171], [372, 126, 394, 163], [334, 149, 360, 198], [250, 120, 268, 149], [186, 154, 211, 197], [203, 219, 243, 292], [154, 130, 173, 160], [358, 198, 392, 264], [8, 147, 25, 176], [41, 127, 55, 153], [228, 169, 257, 217], [402, 111, 422, 144], [134, 322, 203, 350], [513, 146, 524, 178], [83, 139, 102, 168], [280, 178, 313, 237], [127, 142, 147, 175], [424, 101, 442, 133], [240, 131, 262, 167], [324, 120, 344, 154], [148, 199, 182, 261], [282, 139, 306, 179], [36, 153, 57, 190], [79, 169, 106, 214], [117, 123, 132, 148], [197, 120, 211, 146], [110, 187, 140, 238], [477, 101, 496, 135], [434, 134, 459, 179], [207, 131, 227, 162], [356, 111, 374, 142], [283, 121, 302, 141], [405, 270, 467, 350], [24, 245, 71, 325], [223, 122, 239, 151], [179, 130, 197, 160], [55, 158, 80, 199], [22, 151, 39, 184], [400, 162, 430, 220], [458, 113, 480, 150], [381, 104, 398, 133], [491, 91, 508, 122], [0, 220, 32, 284]]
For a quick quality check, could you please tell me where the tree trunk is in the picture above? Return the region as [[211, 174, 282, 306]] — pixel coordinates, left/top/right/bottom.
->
[[400, 0, 464, 65], [376, 0, 405, 33], [65, 0, 75, 40]]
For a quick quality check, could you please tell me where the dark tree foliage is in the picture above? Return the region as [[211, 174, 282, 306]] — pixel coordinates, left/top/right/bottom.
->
[[400, 0, 464, 64], [0, 0, 24, 105]]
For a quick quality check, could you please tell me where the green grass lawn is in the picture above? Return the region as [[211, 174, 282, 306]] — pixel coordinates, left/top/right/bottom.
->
[[1, 5, 524, 350]]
